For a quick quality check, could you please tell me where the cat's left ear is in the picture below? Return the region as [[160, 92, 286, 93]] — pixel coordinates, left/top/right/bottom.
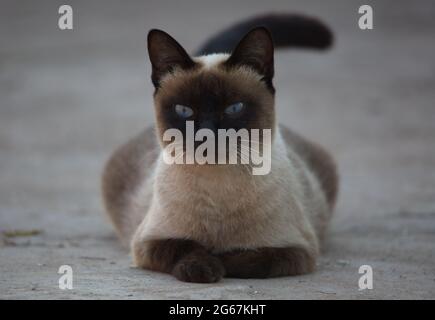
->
[[225, 27, 274, 90], [147, 29, 196, 88]]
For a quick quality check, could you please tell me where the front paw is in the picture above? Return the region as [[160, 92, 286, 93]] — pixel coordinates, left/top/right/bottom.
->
[[172, 252, 225, 283]]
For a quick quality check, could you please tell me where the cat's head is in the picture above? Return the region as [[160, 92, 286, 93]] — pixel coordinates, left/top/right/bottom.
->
[[147, 27, 276, 149]]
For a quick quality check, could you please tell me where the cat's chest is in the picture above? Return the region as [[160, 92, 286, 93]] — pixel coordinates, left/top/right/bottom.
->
[[157, 183, 272, 250], [161, 167, 263, 212], [141, 161, 307, 251]]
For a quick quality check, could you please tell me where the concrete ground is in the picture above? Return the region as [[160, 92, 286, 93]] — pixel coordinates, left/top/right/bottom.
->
[[0, 0, 434, 299]]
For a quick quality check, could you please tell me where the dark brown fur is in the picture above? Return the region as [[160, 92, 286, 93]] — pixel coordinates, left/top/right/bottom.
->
[[134, 239, 225, 283], [151, 28, 276, 151], [134, 238, 314, 281], [154, 68, 275, 149], [196, 13, 333, 55], [218, 246, 316, 278]]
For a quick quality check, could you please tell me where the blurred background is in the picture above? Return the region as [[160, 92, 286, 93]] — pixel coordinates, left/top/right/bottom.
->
[[0, 0, 434, 299]]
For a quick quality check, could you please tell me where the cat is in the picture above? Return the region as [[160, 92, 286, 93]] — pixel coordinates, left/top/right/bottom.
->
[[102, 13, 338, 283]]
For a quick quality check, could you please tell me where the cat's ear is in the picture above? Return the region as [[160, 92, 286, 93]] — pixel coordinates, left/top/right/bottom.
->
[[147, 29, 196, 88], [225, 27, 274, 90]]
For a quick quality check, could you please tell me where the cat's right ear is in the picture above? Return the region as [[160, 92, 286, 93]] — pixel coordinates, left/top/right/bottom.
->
[[147, 29, 196, 88]]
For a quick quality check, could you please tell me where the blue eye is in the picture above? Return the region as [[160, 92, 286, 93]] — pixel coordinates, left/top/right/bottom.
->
[[175, 104, 193, 118], [224, 102, 244, 115]]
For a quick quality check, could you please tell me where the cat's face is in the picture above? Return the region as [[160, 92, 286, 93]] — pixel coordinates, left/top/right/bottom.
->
[[147, 28, 276, 149]]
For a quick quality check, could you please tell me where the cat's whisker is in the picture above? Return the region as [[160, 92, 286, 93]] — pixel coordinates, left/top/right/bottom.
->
[[236, 150, 254, 175], [239, 139, 264, 145], [236, 150, 258, 189], [236, 147, 252, 163], [172, 150, 186, 164], [238, 144, 263, 158]]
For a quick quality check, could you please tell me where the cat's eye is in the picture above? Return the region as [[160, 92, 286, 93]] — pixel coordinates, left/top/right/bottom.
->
[[224, 102, 244, 115], [174, 104, 193, 118]]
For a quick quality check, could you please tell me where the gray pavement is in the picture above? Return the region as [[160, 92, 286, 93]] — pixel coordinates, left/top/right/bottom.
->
[[0, 0, 434, 299]]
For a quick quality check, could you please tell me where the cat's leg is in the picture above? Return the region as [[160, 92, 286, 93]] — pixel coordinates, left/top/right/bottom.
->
[[217, 246, 316, 278], [132, 238, 225, 283]]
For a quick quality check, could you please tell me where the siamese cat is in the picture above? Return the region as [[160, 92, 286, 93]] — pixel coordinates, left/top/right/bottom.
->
[[102, 14, 338, 283]]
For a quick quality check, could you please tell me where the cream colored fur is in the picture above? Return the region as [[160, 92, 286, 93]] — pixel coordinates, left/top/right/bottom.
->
[[124, 127, 328, 268]]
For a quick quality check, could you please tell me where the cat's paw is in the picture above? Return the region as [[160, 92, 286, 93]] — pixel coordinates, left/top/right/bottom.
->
[[172, 252, 225, 283]]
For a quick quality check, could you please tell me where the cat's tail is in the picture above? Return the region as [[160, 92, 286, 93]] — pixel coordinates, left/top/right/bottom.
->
[[195, 13, 333, 56]]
